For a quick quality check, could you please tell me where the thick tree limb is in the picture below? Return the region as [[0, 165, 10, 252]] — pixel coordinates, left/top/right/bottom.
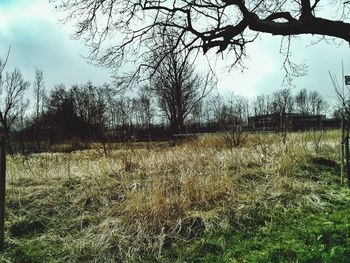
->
[[264, 12, 297, 23], [249, 16, 350, 43], [52, 0, 350, 79]]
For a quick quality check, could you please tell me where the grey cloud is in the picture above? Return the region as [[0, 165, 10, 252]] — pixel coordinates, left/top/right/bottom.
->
[[0, 4, 111, 91]]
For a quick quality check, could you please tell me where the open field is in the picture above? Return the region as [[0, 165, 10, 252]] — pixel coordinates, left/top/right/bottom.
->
[[1, 130, 350, 262]]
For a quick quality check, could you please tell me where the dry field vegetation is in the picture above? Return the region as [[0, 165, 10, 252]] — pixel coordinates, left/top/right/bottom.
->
[[1, 130, 349, 262]]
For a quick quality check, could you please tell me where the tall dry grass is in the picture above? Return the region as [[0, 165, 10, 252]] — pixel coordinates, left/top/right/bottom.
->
[[5, 130, 342, 261]]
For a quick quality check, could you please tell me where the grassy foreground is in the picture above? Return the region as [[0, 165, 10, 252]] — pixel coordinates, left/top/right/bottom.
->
[[161, 188, 350, 262], [1, 130, 349, 262]]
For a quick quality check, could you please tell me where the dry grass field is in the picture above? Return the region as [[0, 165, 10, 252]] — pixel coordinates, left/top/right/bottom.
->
[[1, 130, 349, 262]]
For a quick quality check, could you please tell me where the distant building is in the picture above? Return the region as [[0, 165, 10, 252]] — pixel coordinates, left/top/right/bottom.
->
[[248, 113, 340, 131]]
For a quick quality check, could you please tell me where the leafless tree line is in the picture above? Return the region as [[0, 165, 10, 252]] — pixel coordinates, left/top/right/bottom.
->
[[12, 78, 331, 153], [0, 46, 334, 154]]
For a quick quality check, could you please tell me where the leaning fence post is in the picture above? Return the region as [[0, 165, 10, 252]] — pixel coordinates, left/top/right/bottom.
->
[[0, 128, 6, 252]]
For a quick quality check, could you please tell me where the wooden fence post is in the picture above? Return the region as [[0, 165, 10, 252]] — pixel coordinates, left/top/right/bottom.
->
[[0, 130, 6, 252], [341, 115, 345, 185], [347, 116, 350, 187]]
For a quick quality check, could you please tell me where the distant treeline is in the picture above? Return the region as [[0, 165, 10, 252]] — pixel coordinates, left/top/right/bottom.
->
[[1, 49, 341, 154], [7, 78, 339, 154]]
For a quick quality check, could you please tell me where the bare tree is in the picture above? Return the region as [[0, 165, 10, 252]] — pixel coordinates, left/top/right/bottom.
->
[[295, 89, 309, 115], [0, 68, 30, 139], [148, 47, 214, 134], [208, 95, 225, 127], [33, 69, 45, 119], [221, 94, 249, 148], [71, 82, 108, 139], [272, 88, 294, 132], [0, 51, 10, 81], [232, 94, 250, 125], [53, 0, 350, 81], [308, 90, 328, 116], [295, 89, 328, 116], [190, 100, 204, 127], [135, 89, 154, 130], [253, 95, 271, 116], [106, 95, 137, 140]]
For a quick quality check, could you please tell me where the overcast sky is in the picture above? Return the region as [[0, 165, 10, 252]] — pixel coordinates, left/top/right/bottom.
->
[[0, 0, 349, 108]]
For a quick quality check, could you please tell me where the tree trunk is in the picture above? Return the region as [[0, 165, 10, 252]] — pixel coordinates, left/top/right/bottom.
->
[[177, 117, 185, 134], [0, 134, 6, 251]]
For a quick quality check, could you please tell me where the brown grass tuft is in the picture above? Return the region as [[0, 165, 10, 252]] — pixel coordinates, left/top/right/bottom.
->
[[4, 130, 341, 260]]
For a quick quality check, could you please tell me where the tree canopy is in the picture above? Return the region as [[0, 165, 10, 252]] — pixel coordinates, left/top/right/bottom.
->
[[53, 0, 350, 76]]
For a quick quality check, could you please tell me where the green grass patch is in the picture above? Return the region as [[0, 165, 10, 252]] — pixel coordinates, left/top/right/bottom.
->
[[163, 188, 350, 263]]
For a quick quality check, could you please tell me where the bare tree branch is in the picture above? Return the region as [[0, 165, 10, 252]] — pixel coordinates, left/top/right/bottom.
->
[[52, 0, 350, 85]]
